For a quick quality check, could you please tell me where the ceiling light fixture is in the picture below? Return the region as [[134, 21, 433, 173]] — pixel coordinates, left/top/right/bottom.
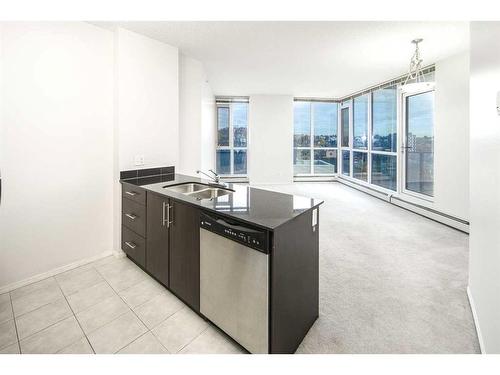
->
[[403, 38, 434, 91]]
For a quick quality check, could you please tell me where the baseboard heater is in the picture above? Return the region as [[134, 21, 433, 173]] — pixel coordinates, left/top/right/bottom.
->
[[336, 176, 469, 233]]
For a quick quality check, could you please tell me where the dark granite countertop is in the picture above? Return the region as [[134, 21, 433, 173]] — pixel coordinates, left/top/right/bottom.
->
[[121, 173, 323, 230]]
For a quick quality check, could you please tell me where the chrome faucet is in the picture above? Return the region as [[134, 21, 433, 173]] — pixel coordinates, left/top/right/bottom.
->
[[196, 169, 220, 184]]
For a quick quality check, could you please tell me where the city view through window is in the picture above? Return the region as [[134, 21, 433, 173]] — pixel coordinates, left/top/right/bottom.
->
[[294, 101, 338, 175], [216, 101, 248, 176], [292, 80, 434, 196], [216, 72, 434, 198]]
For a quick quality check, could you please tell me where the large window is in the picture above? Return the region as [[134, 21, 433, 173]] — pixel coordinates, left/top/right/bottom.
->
[[216, 101, 248, 176], [339, 87, 398, 190], [294, 101, 338, 175], [292, 66, 434, 200]]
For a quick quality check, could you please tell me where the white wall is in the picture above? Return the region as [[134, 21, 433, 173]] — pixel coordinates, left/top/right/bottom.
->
[[0, 24, 183, 288], [201, 76, 216, 172], [178, 54, 215, 176], [248, 95, 294, 184], [0, 23, 114, 288], [468, 21, 500, 354], [116, 27, 179, 171], [434, 51, 470, 220], [113, 27, 180, 255]]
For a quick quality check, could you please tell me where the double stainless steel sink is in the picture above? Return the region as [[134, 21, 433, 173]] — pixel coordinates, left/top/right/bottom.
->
[[163, 182, 234, 200]]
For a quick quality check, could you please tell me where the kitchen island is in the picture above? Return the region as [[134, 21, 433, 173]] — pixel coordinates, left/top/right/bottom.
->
[[120, 169, 323, 354]]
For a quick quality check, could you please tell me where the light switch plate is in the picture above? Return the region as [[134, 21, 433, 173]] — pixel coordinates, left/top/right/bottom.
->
[[134, 155, 145, 166]]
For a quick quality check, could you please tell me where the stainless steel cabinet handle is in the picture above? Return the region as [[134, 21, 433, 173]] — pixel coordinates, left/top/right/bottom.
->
[[125, 241, 136, 249], [125, 213, 137, 220], [125, 191, 138, 196], [162, 202, 174, 227], [162, 202, 168, 227], [168, 204, 174, 226]]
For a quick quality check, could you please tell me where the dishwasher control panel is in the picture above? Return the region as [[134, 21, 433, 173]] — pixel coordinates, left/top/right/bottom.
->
[[200, 212, 269, 253]]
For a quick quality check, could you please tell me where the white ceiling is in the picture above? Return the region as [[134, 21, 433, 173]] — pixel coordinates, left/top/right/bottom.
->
[[96, 21, 469, 97]]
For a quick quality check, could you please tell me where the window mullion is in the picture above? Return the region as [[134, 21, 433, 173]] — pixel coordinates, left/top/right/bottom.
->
[[310, 102, 314, 175], [367, 92, 372, 185], [229, 103, 234, 175]]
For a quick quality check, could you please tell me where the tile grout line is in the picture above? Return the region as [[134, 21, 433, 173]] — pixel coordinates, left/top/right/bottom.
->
[[176, 324, 211, 354], [12, 294, 66, 320], [10, 278, 61, 319], [114, 330, 170, 354], [5, 256, 117, 354], [95, 259, 189, 353], [83, 309, 131, 337], [147, 305, 185, 332], [7, 274, 56, 297], [94, 262, 155, 353], [12, 306, 74, 343], [54, 272, 96, 354], [9, 293, 21, 354], [12, 270, 104, 321], [101, 259, 214, 353]]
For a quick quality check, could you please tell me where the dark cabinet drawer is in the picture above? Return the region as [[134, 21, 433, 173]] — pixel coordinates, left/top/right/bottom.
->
[[122, 197, 146, 237], [121, 226, 146, 268], [122, 183, 146, 206]]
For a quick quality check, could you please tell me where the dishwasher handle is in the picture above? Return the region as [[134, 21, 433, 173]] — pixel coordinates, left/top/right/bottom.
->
[[215, 217, 263, 234]]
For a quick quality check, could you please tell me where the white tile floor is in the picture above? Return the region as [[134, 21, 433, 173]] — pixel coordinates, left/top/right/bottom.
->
[[0, 256, 245, 354]]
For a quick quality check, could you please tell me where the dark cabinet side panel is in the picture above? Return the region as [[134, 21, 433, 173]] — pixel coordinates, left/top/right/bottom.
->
[[146, 192, 170, 287], [270, 209, 319, 354], [169, 200, 200, 311]]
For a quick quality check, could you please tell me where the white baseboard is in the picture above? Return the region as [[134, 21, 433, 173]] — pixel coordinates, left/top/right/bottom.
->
[[335, 178, 469, 233], [390, 197, 469, 233], [467, 285, 485, 354], [113, 249, 126, 258], [0, 250, 114, 295], [336, 177, 391, 202]]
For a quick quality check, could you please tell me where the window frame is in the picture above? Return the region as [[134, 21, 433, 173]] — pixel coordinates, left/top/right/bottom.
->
[[347, 95, 370, 183], [399, 83, 436, 202], [293, 100, 338, 177], [370, 86, 399, 191], [216, 102, 249, 177], [339, 92, 401, 194], [352, 94, 369, 151]]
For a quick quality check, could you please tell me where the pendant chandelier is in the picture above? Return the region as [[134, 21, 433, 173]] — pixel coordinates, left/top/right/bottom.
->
[[403, 38, 434, 90]]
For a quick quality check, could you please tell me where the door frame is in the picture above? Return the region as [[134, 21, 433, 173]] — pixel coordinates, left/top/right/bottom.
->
[[398, 82, 436, 202]]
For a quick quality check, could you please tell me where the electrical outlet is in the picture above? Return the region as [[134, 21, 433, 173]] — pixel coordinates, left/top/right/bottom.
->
[[134, 155, 145, 166]]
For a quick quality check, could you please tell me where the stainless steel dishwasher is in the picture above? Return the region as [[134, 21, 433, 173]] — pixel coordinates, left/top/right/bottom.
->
[[199, 212, 269, 354]]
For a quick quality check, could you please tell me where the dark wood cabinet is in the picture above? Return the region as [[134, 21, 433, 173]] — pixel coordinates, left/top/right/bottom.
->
[[121, 179, 320, 354], [146, 192, 170, 286], [169, 200, 200, 311], [121, 184, 146, 267], [141, 191, 201, 308]]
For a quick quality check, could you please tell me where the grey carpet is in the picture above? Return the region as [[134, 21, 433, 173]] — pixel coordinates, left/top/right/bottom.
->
[[256, 182, 480, 354]]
